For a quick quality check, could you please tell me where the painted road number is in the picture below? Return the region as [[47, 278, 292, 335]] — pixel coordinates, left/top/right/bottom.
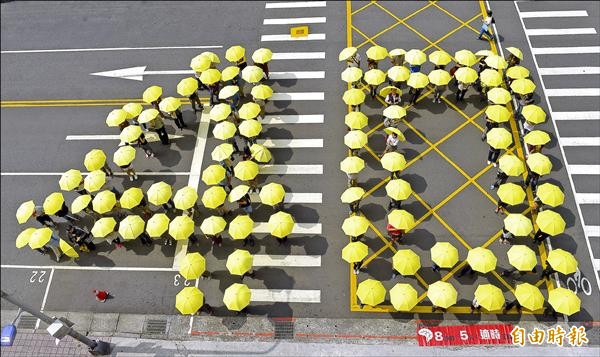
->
[[29, 270, 46, 283], [173, 274, 191, 287]]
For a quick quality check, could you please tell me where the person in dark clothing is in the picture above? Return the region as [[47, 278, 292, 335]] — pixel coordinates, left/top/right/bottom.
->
[[55, 202, 78, 223], [170, 108, 187, 130], [256, 61, 270, 80], [208, 83, 220, 107], [482, 115, 499, 141], [491, 168, 508, 190], [409, 87, 423, 105], [533, 229, 551, 245], [189, 91, 204, 113], [495, 198, 508, 214], [139, 232, 153, 246], [502, 265, 536, 277], [455, 81, 469, 101], [149, 116, 170, 145], [543, 304, 558, 318], [353, 259, 364, 275], [236, 56, 248, 71], [348, 199, 360, 215], [32, 205, 56, 227], [242, 234, 256, 247], [487, 146, 501, 166], [541, 262, 556, 279], [238, 193, 253, 215], [525, 170, 540, 192], [150, 97, 162, 112], [457, 263, 475, 277], [133, 133, 155, 158], [432, 262, 441, 273], [67, 225, 96, 251], [503, 299, 522, 314], [388, 198, 402, 211], [431, 305, 447, 313], [162, 198, 176, 212]]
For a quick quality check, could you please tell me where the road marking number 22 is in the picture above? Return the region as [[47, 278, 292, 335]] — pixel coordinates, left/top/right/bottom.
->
[[30, 270, 47, 283]]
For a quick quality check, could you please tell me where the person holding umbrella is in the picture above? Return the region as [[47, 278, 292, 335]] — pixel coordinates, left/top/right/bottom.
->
[[177, 77, 203, 113], [384, 87, 401, 106], [148, 115, 170, 146], [481, 113, 499, 141], [114, 145, 138, 182]]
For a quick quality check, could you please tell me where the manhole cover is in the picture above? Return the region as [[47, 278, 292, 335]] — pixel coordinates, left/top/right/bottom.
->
[[144, 319, 168, 335], [17, 315, 38, 330], [273, 319, 294, 340]]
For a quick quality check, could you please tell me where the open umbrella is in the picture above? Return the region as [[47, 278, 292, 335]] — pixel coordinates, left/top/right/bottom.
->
[[389, 48, 406, 57], [511, 78, 536, 95], [506, 47, 523, 60], [486, 127, 513, 149], [514, 283, 544, 311], [234, 161, 259, 181], [200, 215, 227, 235], [91, 217, 117, 238], [536, 183, 564, 207], [405, 49, 426, 65], [527, 153, 552, 175], [252, 48, 272, 64], [59, 239, 79, 259], [43, 192, 64, 215], [499, 154, 525, 176], [239, 119, 262, 138], [211, 143, 234, 162], [169, 215, 195, 241], [536, 210, 566, 236], [427, 281, 457, 308], [345, 111, 368, 130], [28, 228, 53, 249], [200, 51, 220, 64], [120, 187, 144, 209], [210, 103, 232, 122], [340, 187, 365, 204], [504, 214, 533, 236], [428, 69, 451, 86], [147, 181, 173, 206], [507, 245, 537, 271], [225, 45, 246, 63], [179, 253, 206, 280], [71, 194, 92, 214], [59, 169, 83, 191], [239, 102, 261, 120], [485, 54, 507, 70], [341, 67, 363, 83], [146, 213, 170, 238], [338, 47, 358, 61], [142, 85, 162, 103], [547, 249, 577, 275], [407, 72, 429, 88], [393, 249, 421, 275], [228, 214, 254, 240], [480, 69, 502, 87], [174, 186, 198, 210], [222, 66, 241, 82], [250, 84, 272, 100], [387, 66, 410, 82], [466, 247, 497, 273], [113, 145, 136, 166], [548, 288, 580, 316], [84, 170, 106, 193], [84, 149, 107, 171], [137, 109, 159, 124], [106, 109, 128, 127], [386, 179, 412, 200], [475, 49, 494, 57], [259, 182, 285, 206], [120, 125, 142, 143], [343, 88, 366, 106], [430, 242, 459, 268], [485, 105, 510, 123], [223, 283, 251, 311], [228, 185, 250, 203], [428, 50, 451, 66], [383, 105, 406, 119], [487, 87, 511, 105], [176, 287, 204, 315], [241, 66, 264, 83], [226, 249, 253, 276], [366, 45, 388, 60], [201, 186, 227, 209], [118, 215, 145, 240], [357, 279, 386, 307], [16, 228, 36, 248], [177, 77, 199, 97], [340, 156, 365, 174], [342, 216, 369, 236], [388, 209, 414, 230], [497, 182, 526, 205], [16, 200, 35, 224], [455, 49, 477, 66], [364, 69, 386, 85], [506, 65, 530, 80], [522, 105, 546, 124], [213, 121, 236, 140], [341, 241, 368, 263], [158, 97, 182, 113], [344, 130, 368, 149], [268, 211, 294, 238], [383, 127, 406, 141], [381, 152, 406, 172], [123, 103, 143, 119], [523, 130, 551, 146], [202, 165, 226, 186], [390, 283, 418, 311], [454, 67, 478, 84], [219, 85, 240, 100], [474, 284, 504, 311], [190, 54, 211, 71]]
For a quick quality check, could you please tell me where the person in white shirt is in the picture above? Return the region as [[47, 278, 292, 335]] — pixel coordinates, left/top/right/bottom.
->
[[382, 133, 400, 156], [385, 89, 401, 106], [347, 52, 361, 68], [477, 10, 495, 41]]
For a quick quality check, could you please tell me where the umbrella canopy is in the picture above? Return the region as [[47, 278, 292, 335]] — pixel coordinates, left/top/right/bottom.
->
[[383, 105, 406, 119], [120, 187, 144, 209], [466, 247, 497, 273], [123, 102, 143, 119], [340, 187, 365, 204], [223, 283, 251, 311], [226, 249, 253, 276], [428, 69, 451, 86], [343, 88, 366, 105], [84, 149, 107, 171], [118, 215, 145, 240], [405, 49, 426, 65], [455, 49, 477, 66], [536, 183, 564, 207], [228, 214, 254, 240], [91, 217, 117, 238], [84, 170, 106, 193], [357, 279, 386, 307], [158, 97, 181, 112], [485, 105, 510, 123], [120, 125, 142, 143], [259, 182, 285, 206], [201, 186, 227, 209], [179, 253, 206, 280], [340, 156, 365, 174], [497, 182, 526, 205], [523, 130, 550, 146], [241, 66, 264, 83], [71, 194, 92, 214], [547, 249, 577, 275], [387, 66, 410, 82], [59, 169, 83, 191], [174, 186, 198, 210], [137, 109, 159, 124], [210, 103, 232, 122], [383, 127, 406, 141], [252, 47, 273, 63], [222, 66, 241, 82], [29, 228, 52, 249], [228, 185, 250, 203], [239, 102, 261, 120], [390, 283, 418, 311], [220, 85, 241, 100], [142, 85, 162, 103], [202, 164, 226, 185], [338, 46, 358, 61], [250, 84, 272, 100], [239, 119, 262, 138], [234, 161, 259, 181], [514, 283, 544, 311], [428, 50, 451, 66], [485, 54, 507, 70], [16, 200, 35, 224], [341, 241, 369, 263], [190, 54, 211, 71], [364, 69, 386, 85], [475, 49, 494, 57], [16, 228, 36, 248], [225, 45, 246, 62], [106, 109, 128, 127], [527, 153, 552, 175], [169, 215, 195, 240], [506, 47, 523, 60], [499, 154, 525, 176], [146, 213, 170, 238], [341, 67, 363, 83], [344, 130, 368, 149], [454, 67, 478, 84], [507, 245, 537, 271], [389, 48, 406, 57], [480, 69, 502, 87], [388, 209, 415, 230], [381, 152, 406, 172], [504, 214, 533, 236], [487, 87, 511, 105], [427, 281, 458, 308], [342, 215, 369, 236], [407, 72, 429, 88], [147, 181, 173, 206], [113, 145, 136, 166], [177, 77, 199, 97], [345, 112, 368, 130], [522, 105, 546, 124], [511, 78, 536, 95], [393, 249, 421, 275], [268, 211, 295, 238], [211, 143, 234, 162], [366, 45, 389, 60], [43, 192, 64, 215], [175, 287, 204, 315], [200, 215, 227, 235], [536, 210, 566, 236], [506, 65, 530, 79], [474, 284, 504, 311], [386, 179, 412, 200], [430, 242, 459, 268], [548, 288, 580, 316], [201, 51, 220, 64], [486, 127, 513, 149]]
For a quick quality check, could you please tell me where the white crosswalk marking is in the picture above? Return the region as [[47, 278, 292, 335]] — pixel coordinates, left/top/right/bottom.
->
[[270, 71, 325, 79], [519, 10, 589, 18], [576, 193, 600, 205], [257, 138, 323, 148], [249, 192, 322, 204], [264, 17, 326, 25], [260, 165, 323, 175], [553, 111, 600, 120], [594, 259, 600, 271], [261, 34, 326, 42], [525, 28, 597, 36], [585, 226, 600, 237], [261, 114, 324, 124], [253, 255, 321, 267], [265, 1, 326, 9], [559, 137, 600, 146], [253, 222, 322, 234], [538, 67, 600, 75], [271, 52, 325, 60], [545, 88, 600, 97], [271, 92, 324, 100], [532, 46, 600, 55], [569, 165, 600, 175], [250, 289, 321, 303]]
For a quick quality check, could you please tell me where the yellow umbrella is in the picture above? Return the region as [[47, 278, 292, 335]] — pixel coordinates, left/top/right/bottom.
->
[[239, 102, 261, 120], [250, 84, 272, 100], [522, 105, 546, 124], [118, 215, 145, 240], [407, 72, 429, 88], [431, 242, 459, 268], [123, 103, 143, 119], [388, 209, 414, 230], [507, 245, 537, 271], [142, 85, 162, 103], [201, 186, 227, 209], [220, 85, 240, 100], [536, 210, 566, 236], [223, 283, 251, 311], [342, 215, 369, 236], [466, 247, 497, 273], [222, 66, 241, 82], [486, 127, 513, 149], [202, 164, 226, 185], [474, 284, 504, 311], [201, 51, 220, 64], [390, 283, 418, 311], [113, 145, 136, 166], [342, 88, 366, 106], [16, 200, 35, 224], [174, 186, 199, 210], [548, 288, 580, 316], [514, 283, 544, 311], [338, 46, 358, 61], [268, 211, 295, 238], [485, 105, 510, 123], [379, 85, 400, 97], [340, 156, 365, 174], [364, 69, 386, 85], [506, 65, 530, 79], [146, 213, 170, 238], [536, 183, 564, 207], [91, 217, 116, 238], [84, 170, 106, 193], [177, 77, 199, 97], [381, 152, 407, 172], [344, 112, 368, 130], [169, 215, 195, 240], [179, 253, 206, 280], [234, 161, 259, 181], [106, 109, 128, 127], [252, 47, 273, 64], [28, 228, 53, 249], [487, 87, 511, 105], [250, 143, 272, 163], [366, 45, 388, 61], [357, 279, 386, 307], [385, 179, 412, 200], [210, 103, 232, 122], [475, 49, 494, 57], [527, 153, 552, 175], [497, 182, 526, 205], [16, 228, 36, 248], [387, 66, 410, 82], [480, 69, 502, 87], [341, 67, 363, 83], [239, 119, 262, 138], [43, 192, 64, 215], [136, 109, 159, 124], [393, 249, 421, 275], [59, 169, 83, 191], [428, 69, 451, 86], [499, 154, 525, 176], [405, 49, 426, 65], [71, 195, 92, 214], [190, 54, 211, 71], [504, 214, 533, 236], [344, 130, 368, 149], [213, 121, 237, 140], [340, 187, 365, 203], [428, 50, 451, 66], [506, 47, 523, 60], [225, 45, 246, 63], [524, 130, 551, 146], [92, 190, 116, 214], [455, 49, 477, 66], [147, 182, 173, 206], [120, 187, 144, 209], [228, 185, 250, 203], [200, 215, 227, 235], [120, 125, 142, 143], [485, 54, 507, 70], [547, 249, 577, 275], [259, 182, 285, 206], [454, 67, 478, 84], [383, 105, 406, 119], [226, 249, 253, 276], [241, 66, 264, 83], [383, 127, 406, 141], [228, 214, 254, 240], [389, 48, 406, 57], [341, 241, 369, 263], [511, 78, 536, 95], [84, 149, 107, 171], [427, 281, 457, 309], [159, 97, 181, 112], [176, 287, 204, 315]]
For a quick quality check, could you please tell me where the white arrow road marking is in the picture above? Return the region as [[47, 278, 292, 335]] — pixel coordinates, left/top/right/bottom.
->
[[250, 289, 321, 303], [1, 45, 222, 54], [65, 133, 184, 146]]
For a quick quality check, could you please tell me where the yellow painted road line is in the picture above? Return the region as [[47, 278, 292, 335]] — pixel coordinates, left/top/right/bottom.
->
[[1, 98, 208, 108], [351, 1, 374, 16], [429, 1, 480, 34], [351, 25, 379, 48], [422, 13, 482, 54], [362, 144, 381, 161]]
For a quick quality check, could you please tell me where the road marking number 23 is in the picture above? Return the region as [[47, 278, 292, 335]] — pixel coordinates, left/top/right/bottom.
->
[[30, 270, 47, 283]]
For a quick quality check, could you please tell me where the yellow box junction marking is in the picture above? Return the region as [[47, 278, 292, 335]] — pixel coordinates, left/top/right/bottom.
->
[[290, 26, 309, 37]]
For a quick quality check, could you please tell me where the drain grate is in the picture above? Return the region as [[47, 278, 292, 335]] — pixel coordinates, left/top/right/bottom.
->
[[144, 319, 168, 335], [17, 315, 38, 330], [273, 319, 294, 340]]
